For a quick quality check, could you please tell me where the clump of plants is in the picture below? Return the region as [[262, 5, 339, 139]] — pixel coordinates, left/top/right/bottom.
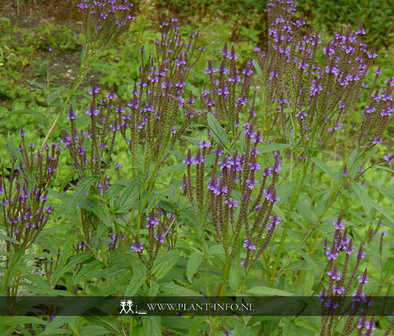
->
[[0, 0, 392, 335]]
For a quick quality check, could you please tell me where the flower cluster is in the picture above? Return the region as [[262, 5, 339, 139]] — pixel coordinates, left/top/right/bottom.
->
[[358, 76, 393, 147], [320, 214, 376, 335], [131, 207, 177, 271], [1, 136, 60, 250], [77, 0, 135, 50], [201, 43, 255, 130], [118, 21, 203, 165], [181, 122, 281, 269], [61, 85, 121, 182], [256, 0, 389, 150]]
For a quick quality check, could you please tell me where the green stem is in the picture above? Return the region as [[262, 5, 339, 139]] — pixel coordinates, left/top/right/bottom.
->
[[1, 248, 24, 296], [270, 158, 311, 286]]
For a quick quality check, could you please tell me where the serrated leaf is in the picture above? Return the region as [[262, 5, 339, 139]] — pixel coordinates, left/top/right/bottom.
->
[[62, 176, 97, 213], [371, 202, 393, 223], [246, 286, 294, 296], [84, 200, 112, 227], [124, 274, 146, 296], [160, 283, 201, 296], [312, 157, 337, 183], [83, 316, 123, 334], [72, 260, 104, 285], [207, 113, 228, 146], [229, 256, 241, 291], [149, 281, 160, 296], [142, 316, 161, 336], [117, 178, 139, 213], [257, 143, 291, 153], [350, 183, 371, 214], [0, 232, 20, 245], [187, 252, 202, 283], [151, 251, 180, 280], [50, 252, 93, 287], [296, 201, 317, 224], [208, 244, 225, 256]]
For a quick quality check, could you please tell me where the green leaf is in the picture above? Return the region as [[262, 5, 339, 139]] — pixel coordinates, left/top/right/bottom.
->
[[117, 178, 139, 213], [257, 143, 291, 153], [149, 281, 160, 296], [3, 137, 23, 161], [62, 176, 97, 213], [72, 260, 104, 285], [0, 232, 20, 245], [229, 256, 241, 291], [151, 251, 180, 280], [142, 316, 161, 336], [208, 244, 225, 256], [350, 183, 372, 214], [124, 274, 146, 296], [207, 113, 228, 146], [83, 316, 123, 334], [47, 87, 67, 105], [295, 201, 317, 224], [312, 157, 337, 183], [246, 286, 294, 296], [85, 201, 112, 227], [187, 252, 202, 283], [0, 316, 47, 326], [160, 282, 201, 296], [50, 252, 93, 287], [371, 202, 393, 224]]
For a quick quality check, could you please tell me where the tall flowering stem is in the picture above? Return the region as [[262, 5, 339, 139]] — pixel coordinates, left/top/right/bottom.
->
[[118, 20, 202, 236], [130, 208, 177, 281], [61, 85, 123, 243], [182, 122, 281, 275], [256, 0, 379, 153], [201, 43, 255, 137], [318, 214, 376, 336], [0, 135, 60, 296], [41, 0, 135, 149], [119, 20, 202, 167]]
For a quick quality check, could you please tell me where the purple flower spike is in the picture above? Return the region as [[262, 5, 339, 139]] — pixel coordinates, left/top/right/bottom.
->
[[131, 242, 144, 253], [243, 240, 256, 250], [146, 216, 159, 227]]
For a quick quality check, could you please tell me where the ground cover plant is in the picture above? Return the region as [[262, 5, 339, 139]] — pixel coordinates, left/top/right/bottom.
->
[[0, 0, 393, 335]]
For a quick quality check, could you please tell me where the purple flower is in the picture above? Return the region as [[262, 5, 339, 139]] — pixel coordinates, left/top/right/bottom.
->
[[263, 189, 280, 203], [243, 240, 256, 250], [246, 179, 257, 190], [146, 216, 159, 227], [131, 242, 144, 253], [355, 251, 366, 259], [383, 154, 392, 165], [327, 271, 341, 281], [224, 198, 238, 208], [88, 87, 100, 95], [333, 219, 344, 230], [199, 140, 211, 149], [358, 275, 368, 284], [67, 111, 77, 120], [154, 232, 165, 243], [372, 136, 381, 144], [333, 285, 344, 294]]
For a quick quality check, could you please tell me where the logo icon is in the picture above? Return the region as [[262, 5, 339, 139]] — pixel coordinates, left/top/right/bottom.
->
[[120, 299, 146, 315]]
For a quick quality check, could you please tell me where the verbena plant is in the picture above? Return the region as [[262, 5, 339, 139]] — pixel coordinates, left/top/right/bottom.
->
[[0, 0, 392, 335]]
